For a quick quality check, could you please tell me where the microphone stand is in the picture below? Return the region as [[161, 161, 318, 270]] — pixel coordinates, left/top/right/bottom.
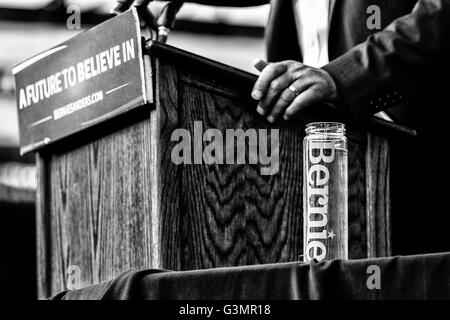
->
[[112, 0, 184, 44], [156, 1, 184, 43]]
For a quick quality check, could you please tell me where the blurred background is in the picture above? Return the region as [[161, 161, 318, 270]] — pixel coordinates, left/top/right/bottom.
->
[[0, 0, 268, 300]]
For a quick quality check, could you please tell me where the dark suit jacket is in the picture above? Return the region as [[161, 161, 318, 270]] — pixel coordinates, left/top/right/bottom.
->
[[182, 0, 450, 254], [190, 0, 450, 126]]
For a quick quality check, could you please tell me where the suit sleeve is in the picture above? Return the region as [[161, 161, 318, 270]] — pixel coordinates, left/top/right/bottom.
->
[[322, 0, 450, 121], [165, 0, 269, 6]]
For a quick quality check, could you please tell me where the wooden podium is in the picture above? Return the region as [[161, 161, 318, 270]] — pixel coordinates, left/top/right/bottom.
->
[[35, 41, 414, 298]]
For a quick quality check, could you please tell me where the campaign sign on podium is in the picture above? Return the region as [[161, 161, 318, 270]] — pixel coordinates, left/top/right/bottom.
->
[[13, 8, 149, 155]]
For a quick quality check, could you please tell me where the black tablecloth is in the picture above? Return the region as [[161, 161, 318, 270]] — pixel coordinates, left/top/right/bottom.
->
[[51, 252, 450, 300]]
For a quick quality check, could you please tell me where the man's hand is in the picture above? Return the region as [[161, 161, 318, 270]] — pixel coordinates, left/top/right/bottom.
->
[[251, 60, 339, 123]]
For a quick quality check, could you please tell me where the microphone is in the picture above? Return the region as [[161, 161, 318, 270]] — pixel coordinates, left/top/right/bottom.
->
[[111, 0, 134, 15], [112, 0, 152, 16], [134, 0, 153, 8], [112, 0, 182, 43], [157, 1, 184, 43]]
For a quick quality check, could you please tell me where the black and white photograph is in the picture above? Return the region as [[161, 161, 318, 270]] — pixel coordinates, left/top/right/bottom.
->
[[0, 0, 449, 309]]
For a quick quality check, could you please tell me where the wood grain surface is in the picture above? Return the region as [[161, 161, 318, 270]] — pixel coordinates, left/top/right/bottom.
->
[[37, 117, 155, 297], [158, 68, 303, 269], [156, 58, 390, 267], [365, 132, 391, 258]]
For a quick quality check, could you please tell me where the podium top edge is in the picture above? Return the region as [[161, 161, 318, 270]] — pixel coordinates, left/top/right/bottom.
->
[[144, 40, 257, 83], [144, 41, 417, 138]]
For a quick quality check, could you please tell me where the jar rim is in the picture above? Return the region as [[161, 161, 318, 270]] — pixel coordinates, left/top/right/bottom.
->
[[305, 122, 346, 135]]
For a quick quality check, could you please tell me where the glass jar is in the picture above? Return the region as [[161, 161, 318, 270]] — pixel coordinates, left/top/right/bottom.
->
[[303, 122, 348, 262]]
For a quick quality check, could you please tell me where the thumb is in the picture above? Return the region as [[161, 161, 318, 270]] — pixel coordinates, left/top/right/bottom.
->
[[253, 59, 268, 72]]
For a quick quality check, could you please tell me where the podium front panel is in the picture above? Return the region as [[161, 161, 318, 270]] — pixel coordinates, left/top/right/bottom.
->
[[35, 44, 392, 298]]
